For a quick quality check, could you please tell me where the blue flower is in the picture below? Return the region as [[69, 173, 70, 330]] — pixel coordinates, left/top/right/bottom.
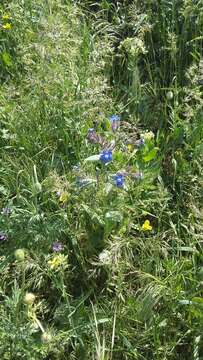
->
[[109, 115, 120, 122], [109, 115, 120, 132], [52, 242, 63, 252], [100, 150, 112, 164], [114, 174, 125, 188]]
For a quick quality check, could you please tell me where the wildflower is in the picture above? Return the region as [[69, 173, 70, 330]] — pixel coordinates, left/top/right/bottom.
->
[[100, 150, 112, 164], [48, 254, 66, 269], [2, 15, 10, 20], [14, 249, 25, 261], [1, 207, 12, 215], [52, 242, 63, 252], [2, 23, 12, 30], [24, 292, 36, 305], [166, 91, 173, 100], [109, 114, 120, 132], [141, 131, 155, 141], [41, 332, 52, 343], [0, 232, 7, 242], [114, 173, 125, 188], [141, 220, 152, 231], [127, 144, 133, 152], [59, 191, 69, 204], [109, 115, 120, 122], [87, 128, 100, 144], [99, 249, 111, 264]]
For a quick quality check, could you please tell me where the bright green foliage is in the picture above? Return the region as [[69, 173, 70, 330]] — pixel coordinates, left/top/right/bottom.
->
[[0, 0, 202, 359]]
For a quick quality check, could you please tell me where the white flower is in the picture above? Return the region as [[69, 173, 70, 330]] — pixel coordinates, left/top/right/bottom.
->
[[24, 292, 36, 305], [98, 250, 111, 264], [141, 131, 155, 141]]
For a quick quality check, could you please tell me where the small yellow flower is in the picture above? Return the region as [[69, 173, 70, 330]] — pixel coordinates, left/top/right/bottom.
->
[[59, 191, 70, 204], [127, 144, 133, 152], [141, 219, 152, 231], [2, 23, 12, 30], [48, 254, 66, 269], [2, 15, 10, 21]]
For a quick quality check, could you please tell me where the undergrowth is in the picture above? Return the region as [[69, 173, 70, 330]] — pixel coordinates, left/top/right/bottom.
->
[[0, 0, 202, 359]]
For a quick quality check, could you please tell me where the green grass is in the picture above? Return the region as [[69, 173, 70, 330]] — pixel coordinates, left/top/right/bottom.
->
[[0, 0, 202, 359]]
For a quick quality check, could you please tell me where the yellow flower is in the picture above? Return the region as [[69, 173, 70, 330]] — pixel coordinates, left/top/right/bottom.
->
[[2, 15, 10, 20], [2, 23, 12, 30], [59, 191, 70, 204], [141, 219, 152, 231], [127, 144, 133, 152], [48, 254, 66, 269]]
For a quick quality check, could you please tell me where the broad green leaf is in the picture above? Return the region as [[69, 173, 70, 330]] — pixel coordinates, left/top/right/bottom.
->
[[143, 147, 158, 162]]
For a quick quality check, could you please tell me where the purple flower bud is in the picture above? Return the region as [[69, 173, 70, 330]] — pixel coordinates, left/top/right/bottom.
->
[[0, 232, 8, 242], [87, 128, 100, 144]]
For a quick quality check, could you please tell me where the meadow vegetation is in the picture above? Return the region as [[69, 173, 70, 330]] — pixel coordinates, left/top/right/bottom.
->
[[0, 0, 202, 359]]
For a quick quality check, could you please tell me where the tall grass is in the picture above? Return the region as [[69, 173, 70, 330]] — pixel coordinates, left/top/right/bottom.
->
[[0, 0, 202, 359]]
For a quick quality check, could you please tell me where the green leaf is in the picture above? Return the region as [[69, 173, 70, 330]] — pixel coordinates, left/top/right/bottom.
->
[[143, 147, 158, 162], [0, 185, 8, 195], [2, 52, 12, 67], [192, 297, 203, 307]]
